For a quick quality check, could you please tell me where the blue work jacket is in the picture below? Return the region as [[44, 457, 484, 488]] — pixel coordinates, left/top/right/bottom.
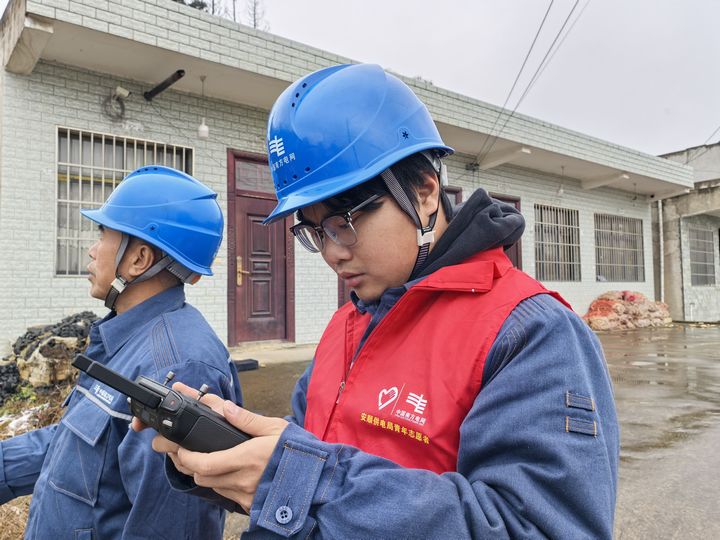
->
[[241, 293, 619, 539], [0, 286, 242, 539]]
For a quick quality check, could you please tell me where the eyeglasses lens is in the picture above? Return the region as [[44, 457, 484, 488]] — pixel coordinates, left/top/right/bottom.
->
[[323, 215, 357, 247], [294, 226, 323, 253]]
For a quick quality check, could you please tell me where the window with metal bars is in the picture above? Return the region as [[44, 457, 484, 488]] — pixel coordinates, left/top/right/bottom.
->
[[689, 228, 715, 286], [594, 214, 645, 282], [534, 204, 581, 281], [56, 128, 193, 275]]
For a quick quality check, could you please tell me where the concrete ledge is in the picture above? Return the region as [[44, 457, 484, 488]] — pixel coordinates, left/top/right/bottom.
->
[[229, 343, 316, 365]]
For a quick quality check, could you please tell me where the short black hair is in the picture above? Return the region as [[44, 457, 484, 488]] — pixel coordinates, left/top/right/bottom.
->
[[297, 152, 452, 222]]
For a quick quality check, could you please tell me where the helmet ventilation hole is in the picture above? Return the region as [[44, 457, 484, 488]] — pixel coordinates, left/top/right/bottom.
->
[[304, 167, 311, 173]]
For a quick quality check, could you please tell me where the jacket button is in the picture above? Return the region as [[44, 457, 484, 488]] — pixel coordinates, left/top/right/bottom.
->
[[275, 505, 293, 524]]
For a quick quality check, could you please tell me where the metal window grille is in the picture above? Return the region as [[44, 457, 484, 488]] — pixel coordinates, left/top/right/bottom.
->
[[689, 228, 715, 286], [594, 214, 645, 282], [534, 204, 581, 281], [56, 128, 193, 275]]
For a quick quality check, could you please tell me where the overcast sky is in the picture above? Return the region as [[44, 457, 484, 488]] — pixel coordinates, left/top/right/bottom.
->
[[257, 0, 720, 157]]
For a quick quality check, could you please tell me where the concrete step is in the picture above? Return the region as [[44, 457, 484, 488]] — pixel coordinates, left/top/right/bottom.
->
[[228, 342, 316, 365]]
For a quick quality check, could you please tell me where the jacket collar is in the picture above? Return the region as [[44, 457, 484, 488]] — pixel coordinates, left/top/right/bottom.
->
[[96, 285, 185, 358], [417, 248, 513, 292]]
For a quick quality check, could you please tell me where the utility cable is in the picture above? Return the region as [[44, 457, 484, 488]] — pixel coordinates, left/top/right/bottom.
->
[[475, 0, 581, 168], [473, 0, 555, 165], [524, 0, 592, 99], [684, 122, 720, 164]]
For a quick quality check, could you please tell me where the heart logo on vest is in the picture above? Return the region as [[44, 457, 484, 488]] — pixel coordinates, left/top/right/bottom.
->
[[378, 387, 399, 410]]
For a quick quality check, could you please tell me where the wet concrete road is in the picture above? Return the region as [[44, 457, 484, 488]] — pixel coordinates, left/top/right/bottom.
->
[[603, 324, 720, 539], [233, 324, 720, 538]]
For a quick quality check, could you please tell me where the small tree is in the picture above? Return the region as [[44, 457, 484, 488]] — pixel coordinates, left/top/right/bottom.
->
[[246, 0, 269, 31]]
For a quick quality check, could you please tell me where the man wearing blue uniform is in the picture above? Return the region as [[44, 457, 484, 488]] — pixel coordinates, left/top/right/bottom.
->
[[152, 65, 620, 539], [0, 166, 242, 539]]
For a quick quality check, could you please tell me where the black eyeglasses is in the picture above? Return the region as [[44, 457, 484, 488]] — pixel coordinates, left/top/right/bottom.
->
[[290, 194, 382, 253]]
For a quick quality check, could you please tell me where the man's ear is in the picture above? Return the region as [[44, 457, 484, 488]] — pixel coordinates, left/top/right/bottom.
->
[[416, 173, 441, 223], [125, 241, 156, 278]]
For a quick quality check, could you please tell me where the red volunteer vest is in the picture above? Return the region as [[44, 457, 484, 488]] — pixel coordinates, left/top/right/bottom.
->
[[304, 248, 570, 473]]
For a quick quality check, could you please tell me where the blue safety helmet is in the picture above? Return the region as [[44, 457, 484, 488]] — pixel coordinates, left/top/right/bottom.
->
[[262, 63, 454, 224], [81, 166, 223, 310], [81, 166, 223, 276]]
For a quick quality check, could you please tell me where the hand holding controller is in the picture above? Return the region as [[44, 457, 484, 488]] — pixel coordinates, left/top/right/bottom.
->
[[72, 354, 251, 452]]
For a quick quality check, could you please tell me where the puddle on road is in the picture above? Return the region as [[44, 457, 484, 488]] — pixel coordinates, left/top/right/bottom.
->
[[599, 325, 720, 465]]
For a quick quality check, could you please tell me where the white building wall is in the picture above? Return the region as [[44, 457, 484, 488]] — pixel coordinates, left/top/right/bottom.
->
[[294, 247, 337, 344], [0, 60, 351, 352], [0, 60, 662, 353], [0, 60, 271, 353], [444, 154, 655, 316]]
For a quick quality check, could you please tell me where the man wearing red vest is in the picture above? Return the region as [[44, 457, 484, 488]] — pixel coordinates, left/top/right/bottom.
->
[[153, 64, 619, 539]]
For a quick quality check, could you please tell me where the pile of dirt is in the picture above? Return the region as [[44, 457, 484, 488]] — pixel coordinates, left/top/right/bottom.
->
[[0, 362, 20, 407], [583, 291, 672, 331], [2, 311, 98, 390]]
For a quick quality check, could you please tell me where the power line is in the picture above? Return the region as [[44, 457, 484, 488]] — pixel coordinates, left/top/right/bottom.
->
[[701, 123, 720, 146], [475, 0, 582, 168], [524, 0, 592, 98], [473, 0, 555, 165], [684, 122, 720, 164]]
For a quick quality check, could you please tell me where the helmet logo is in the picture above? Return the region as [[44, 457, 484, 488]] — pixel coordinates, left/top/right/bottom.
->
[[268, 136, 286, 157]]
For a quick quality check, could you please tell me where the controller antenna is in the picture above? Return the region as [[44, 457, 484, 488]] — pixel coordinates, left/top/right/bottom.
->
[[197, 384, 210, 400], [163, 371, 176, 386]]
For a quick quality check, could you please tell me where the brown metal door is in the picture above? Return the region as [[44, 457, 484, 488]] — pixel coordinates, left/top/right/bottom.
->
[[228, 149, 295, 345], [234, 195, 287, 342]]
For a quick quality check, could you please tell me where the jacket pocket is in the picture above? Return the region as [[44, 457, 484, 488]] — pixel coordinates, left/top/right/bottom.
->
[[75, 528, 95, 540], [48, 396, 111, 506]]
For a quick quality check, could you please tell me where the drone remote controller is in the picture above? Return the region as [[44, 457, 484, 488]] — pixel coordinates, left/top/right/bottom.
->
[[72, 354, 251, 452]]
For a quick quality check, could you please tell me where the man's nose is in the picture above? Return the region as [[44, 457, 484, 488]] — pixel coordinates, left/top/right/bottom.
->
[[88, 240, 99, 260], [322, 238, 352, 266]]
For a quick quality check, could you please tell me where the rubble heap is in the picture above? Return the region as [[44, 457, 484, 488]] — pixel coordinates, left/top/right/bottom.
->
[[0, 311, 98, 395], [0, 363, 20, 407], [583, 291, 672, 331]]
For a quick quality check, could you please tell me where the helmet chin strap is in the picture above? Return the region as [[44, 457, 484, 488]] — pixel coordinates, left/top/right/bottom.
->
[[103, 234, 181, 311], [379, 151, 446, 279], [104, 233, 130, 311]]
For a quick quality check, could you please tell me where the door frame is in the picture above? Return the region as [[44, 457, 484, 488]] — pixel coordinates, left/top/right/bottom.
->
[[227, 148, 295, 346]]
